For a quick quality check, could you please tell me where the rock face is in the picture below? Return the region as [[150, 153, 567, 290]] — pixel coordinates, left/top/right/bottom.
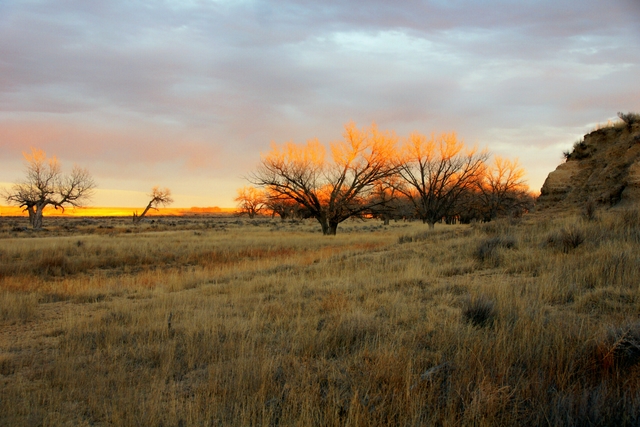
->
[[538, 121, 640, 210]]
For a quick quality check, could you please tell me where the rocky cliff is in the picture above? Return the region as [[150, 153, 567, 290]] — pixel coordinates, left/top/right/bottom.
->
[[538, 115, 640, 210]]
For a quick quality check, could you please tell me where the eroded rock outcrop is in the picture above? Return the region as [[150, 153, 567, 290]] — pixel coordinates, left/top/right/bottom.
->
[[538, 119, 640, 210]]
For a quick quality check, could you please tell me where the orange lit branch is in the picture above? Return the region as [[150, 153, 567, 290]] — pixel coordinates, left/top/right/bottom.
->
[[251, 122, 400, 235], [476, 156, 531, 220], [234, 186, 266, 218], [397, 132, 488, 228]]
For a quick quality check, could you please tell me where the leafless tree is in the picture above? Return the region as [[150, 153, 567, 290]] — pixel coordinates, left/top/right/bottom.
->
[[263, 192, 303, 220], [251, 122, 400, 235], [476, 157, 531, 221], [234, 186, 266, 219], [133, 186, 173, 224], [3, 148, 95, 229], [397, 132, 488, 228], [367, 176, 403, 225]]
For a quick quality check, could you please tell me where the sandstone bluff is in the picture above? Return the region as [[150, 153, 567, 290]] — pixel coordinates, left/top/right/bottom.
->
[[538, 113, 640, 210]]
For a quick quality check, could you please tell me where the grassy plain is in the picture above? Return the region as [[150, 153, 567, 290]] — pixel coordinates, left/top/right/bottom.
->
[[1, 211, 639, 426]]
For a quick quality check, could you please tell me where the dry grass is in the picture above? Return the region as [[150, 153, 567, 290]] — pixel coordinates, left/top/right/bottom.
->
[[1, 213, 640, 426]]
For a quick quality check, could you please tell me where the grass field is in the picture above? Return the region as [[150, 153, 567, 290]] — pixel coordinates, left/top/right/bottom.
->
[[1, 211, 639, 426]]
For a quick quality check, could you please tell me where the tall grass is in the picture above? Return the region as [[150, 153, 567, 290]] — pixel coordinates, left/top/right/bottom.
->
[[1, 213, 639, 425]]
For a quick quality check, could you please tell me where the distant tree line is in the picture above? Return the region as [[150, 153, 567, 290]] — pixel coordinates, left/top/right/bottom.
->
[[236, 123, 534, 235], [2, 124, 532, 234]]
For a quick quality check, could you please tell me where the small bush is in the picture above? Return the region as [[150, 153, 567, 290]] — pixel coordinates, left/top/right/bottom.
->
[[473, 236, 517, 265], [462, 295, 496, 328], [582, 200, 598, 222], [595, 322, 640, 373], [545, 227, 585, 253], [398, 231, 430, 244], [398, 234, 413, 244], [565, 139, 590, 160], [620, 209, 640, 229], [37, 254, 71, 276], [617, 111, 640, 128]]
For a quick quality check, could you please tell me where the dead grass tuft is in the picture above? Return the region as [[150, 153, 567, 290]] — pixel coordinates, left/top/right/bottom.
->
[[462, 295, 497, 328], [594, 322, 640, 374], [0, 291, 38, 323], [545, 226, 585, 253], [473, 236, 516, 266]]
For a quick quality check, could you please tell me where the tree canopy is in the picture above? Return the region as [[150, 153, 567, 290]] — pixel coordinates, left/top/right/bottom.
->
[[3, 148, 95, 229], [251, 122, 400, 235], [245, 124, 533, 234]]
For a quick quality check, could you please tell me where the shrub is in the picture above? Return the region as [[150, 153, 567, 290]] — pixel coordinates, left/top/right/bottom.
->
[[37, 253, 71, 277], [398, 234, 413, 244], [617, 111, 640, 128], [397, 231, 430, 244], [620, 208, 640, 229], [545, 227, 585, 253], [595, 322, 640, 373], [565, 139, 590, 160], [473, 236, 517, 265], [582, 200, 598, 222], [462, 295, 496, 328]]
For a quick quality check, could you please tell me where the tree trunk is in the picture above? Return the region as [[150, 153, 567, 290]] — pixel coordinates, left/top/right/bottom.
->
[[26, 205, 36, 228], [383, 217, 390, 226], [32, 205, 45, 230], [328, 221, 338, 235], [427, 221, 435, 230], [133, 201, 154, 224], [317, 215, 338, 235], [319, 218, 330, 235]]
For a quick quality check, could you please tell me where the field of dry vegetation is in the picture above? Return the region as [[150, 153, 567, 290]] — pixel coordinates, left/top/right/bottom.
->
[[1, 211, 640, 426]]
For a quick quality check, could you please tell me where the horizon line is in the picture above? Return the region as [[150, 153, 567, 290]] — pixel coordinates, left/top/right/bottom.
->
[[0, 206, 236, 217]]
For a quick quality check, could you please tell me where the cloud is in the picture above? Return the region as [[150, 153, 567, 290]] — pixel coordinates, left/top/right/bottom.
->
[[0, 0, 638, 205]]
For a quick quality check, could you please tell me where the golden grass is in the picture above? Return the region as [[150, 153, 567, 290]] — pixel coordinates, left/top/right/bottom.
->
[[1, 213, 640, 426]]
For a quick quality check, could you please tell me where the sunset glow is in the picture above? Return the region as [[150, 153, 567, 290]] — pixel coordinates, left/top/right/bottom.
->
[[0, 206, 232, 218]]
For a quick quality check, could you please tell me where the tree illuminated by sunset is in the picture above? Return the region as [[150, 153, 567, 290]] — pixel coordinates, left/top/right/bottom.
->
[[234, 186, 266, 219], [133, 186, 173, 224], [263, 186, 304, 220], [397, 132, 488, 228], [251, 122, 400, 235], [476, 156, 532, 220], [3, 148, 95, 229]]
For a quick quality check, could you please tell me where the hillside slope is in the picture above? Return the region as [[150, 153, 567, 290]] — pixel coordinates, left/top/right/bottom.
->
[[538, 115, 640, 210]]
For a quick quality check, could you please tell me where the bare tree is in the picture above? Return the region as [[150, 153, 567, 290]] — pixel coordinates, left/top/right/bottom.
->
[[367, 176, 403, 225], [251, 122, 399, 235], [476, 156, 531, 221], [397, 132, 488, 228], [3, 148, 95, 229], [234, 186, 266, 219], [263, 188, 303, 220], [133, 186, 173, 224]]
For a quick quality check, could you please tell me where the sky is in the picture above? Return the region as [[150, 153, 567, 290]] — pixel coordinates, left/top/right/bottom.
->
[[1, 0, 639, 208]]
